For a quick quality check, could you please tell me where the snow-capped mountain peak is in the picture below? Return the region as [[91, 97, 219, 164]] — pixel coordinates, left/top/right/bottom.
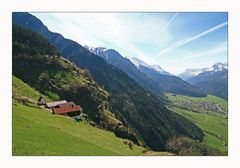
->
[[212, 62, 228, 72], [130, 57, 172, 76], [84, 45, 110, 56], [178, 69, 203, 80], [86, 46, 172, 76], [151, 64, 165, 73], [130, 57, 152, 69], [151, 64, 172, 76], [178, 62, 227, 80]]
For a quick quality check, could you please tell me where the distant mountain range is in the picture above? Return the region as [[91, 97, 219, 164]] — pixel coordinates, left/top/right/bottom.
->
[[86, 46, 206, 97], [178, 63, 228, 81], [178, 68, 212, 81], [130, 57, 172, 76], [85, 46, 165, 98], [13, 12, 204, 151], [179, 63, 228, 100]]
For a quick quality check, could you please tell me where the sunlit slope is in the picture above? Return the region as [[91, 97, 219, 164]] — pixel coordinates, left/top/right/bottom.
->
[[13, 103, 146, 156], [13, 75, 54, 102], [12, 76, 173, 156]]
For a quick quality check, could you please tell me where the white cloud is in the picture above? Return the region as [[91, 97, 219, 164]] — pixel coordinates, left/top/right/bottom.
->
[[32, 13, 228, 75], [34, 13, 173, 62], [177, 42, 227, 61]]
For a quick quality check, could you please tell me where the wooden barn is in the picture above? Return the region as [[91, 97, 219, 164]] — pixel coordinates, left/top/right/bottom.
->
[[52, 102, 83, 121], [46, 100, 67, 109], [38, 97, 83, 121]]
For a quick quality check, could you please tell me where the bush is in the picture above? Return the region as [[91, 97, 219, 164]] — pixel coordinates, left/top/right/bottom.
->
[[123, 139, 134, 150], [142, 149, 149, 153]]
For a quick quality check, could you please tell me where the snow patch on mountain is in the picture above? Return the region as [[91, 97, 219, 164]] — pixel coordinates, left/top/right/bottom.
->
[[152, 65, 165, 73], [178, 62, 227, 80], [130, 57, 172, 76], [85, 46, 172, 76], [85, 46, 109, 57], [213, 62, 228, 72], [129, 57, 152, 69]]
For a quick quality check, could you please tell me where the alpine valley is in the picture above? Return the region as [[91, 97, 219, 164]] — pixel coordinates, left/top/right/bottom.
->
[[12, 12, 228, 156], [178, 63, 228, 100]]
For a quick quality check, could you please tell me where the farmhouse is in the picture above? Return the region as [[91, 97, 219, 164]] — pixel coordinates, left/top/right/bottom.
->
[[37, 96, 83, 121], [52, 102, 83, 120], [46, 100, 67, 109]]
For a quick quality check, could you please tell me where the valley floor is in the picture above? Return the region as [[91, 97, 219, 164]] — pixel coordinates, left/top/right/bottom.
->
[[166, 93, 228, 154]]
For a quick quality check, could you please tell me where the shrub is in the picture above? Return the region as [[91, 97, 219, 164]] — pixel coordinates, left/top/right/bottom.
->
[[142, 149, 149, 153], [128, 141, 134, 150], [123, 139, 134, 150]]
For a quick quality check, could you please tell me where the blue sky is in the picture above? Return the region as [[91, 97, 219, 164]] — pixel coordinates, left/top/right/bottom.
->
[[32, 12, 228, 75]]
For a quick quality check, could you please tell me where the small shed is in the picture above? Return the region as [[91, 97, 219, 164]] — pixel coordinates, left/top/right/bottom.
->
[[37, 96, 46, 106]]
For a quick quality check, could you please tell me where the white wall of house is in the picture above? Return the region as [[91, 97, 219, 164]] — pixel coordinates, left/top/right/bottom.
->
[[72, 114, 82, 120]]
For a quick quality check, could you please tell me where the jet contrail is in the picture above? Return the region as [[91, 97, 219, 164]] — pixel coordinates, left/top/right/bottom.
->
[[160, 12, 179, 32], [154, 21, 228, 59]]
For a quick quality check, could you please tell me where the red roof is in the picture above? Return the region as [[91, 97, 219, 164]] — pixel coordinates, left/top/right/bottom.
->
[[53, 105, 82, 115]]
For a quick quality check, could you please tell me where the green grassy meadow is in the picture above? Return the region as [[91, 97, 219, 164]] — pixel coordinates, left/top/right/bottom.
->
[[12, 76, 174, 156], [12, 75, 227, 155], [166, 93, 228, 154], [13, 103, 175, 156], [12, 76, 54, 103], [13, 103, 147, 156]]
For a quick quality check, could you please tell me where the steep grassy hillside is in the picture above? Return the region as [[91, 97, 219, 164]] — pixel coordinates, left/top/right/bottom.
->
[[12, 18, 205, 151], [166, 93, 228, 154], [13, 103, 175, 156], [13, 75, 54, 102], [12, 24, 124, 131], [12, 76, 174, 156], [13, 103, 145, 156]]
